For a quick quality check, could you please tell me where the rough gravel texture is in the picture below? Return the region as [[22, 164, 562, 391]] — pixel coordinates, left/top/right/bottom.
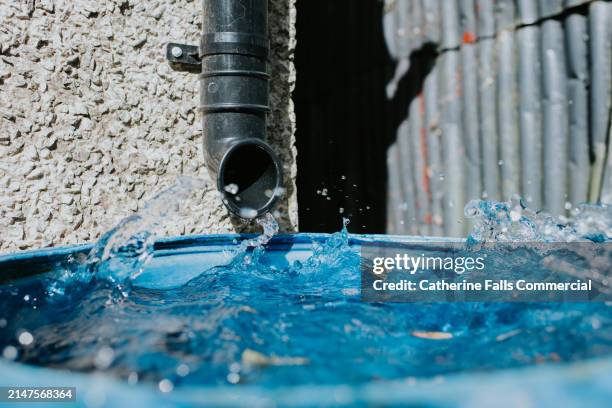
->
[[0, 0, 298, 253]]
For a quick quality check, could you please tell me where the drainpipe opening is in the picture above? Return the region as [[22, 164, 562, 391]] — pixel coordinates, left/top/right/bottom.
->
[[218, 139, 283, 219]]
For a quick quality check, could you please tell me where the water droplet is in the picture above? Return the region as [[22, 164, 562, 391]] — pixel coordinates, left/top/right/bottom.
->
[[564, 201, 572, 210], [2, 346, 17, 360], [18, 331, 34, 346], [321, 188, 328, 196], [94, 346, 115, 370], [176, 363, 190, 377], [239, 208, 258, 219], [23, 295, 30, 301], [227, 373, 240, 384], [591, 318, 602, 330], [439, 174, 445, 181], [498, 160, 504, 166], [229, 362, 241, 373], [224, 183, 239, 195], [159, 379, 174, 393], [127, 372, 139, 385], [340, 175, 346, 180], [338, 207, 344, 214]]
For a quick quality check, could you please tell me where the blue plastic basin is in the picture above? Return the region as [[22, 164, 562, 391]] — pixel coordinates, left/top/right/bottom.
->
[[0, 233, 610, 407]]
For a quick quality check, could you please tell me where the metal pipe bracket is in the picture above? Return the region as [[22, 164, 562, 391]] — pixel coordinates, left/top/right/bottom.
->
[[166, 43, 201, 73]]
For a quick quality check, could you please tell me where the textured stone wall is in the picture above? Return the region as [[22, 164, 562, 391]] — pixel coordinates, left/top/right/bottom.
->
[[0, 0, 298, 253]]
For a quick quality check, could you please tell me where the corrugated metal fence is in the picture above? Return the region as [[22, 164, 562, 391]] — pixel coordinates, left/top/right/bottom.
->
[[384, 0, 612, 236]]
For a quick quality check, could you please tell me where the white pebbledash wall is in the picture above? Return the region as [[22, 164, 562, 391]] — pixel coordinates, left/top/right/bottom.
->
[[0, 0, 298, 253]]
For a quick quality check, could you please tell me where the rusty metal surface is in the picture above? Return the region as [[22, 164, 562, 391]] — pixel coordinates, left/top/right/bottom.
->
[[384, 0, 612, 236]]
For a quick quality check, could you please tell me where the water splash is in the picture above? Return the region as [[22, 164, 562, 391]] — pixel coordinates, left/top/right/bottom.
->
[[463, 198, 612, 297], [465, 197, 612, 243], [3, 215, 610, 389], [3, 192, 612, 394], [225, 212, 281, 269], [237, 212, 279, 250], [44, 177, 209, 298], [89, 177, 208, 286], [48, 177, 288, 298], [224, 217, 355, 291], [294, 218, 352, 271]]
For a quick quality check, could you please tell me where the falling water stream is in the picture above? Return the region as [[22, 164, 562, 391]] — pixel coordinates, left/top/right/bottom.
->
[[0, 181, 611, 394]]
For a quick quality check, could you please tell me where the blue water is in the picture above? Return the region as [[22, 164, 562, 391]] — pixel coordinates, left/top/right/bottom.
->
[[0, 195, 611, 405]]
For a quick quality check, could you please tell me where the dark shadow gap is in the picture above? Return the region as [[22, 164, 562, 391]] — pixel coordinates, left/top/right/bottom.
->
[[294, 0, 436, 233]]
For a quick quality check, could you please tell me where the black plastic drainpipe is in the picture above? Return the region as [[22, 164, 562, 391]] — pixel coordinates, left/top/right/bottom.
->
[[166, 0, 283, 219]]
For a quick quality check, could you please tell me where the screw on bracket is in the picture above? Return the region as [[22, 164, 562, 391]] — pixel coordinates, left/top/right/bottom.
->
[[171, 46, 183, 58], [166, 43, 201, 73]]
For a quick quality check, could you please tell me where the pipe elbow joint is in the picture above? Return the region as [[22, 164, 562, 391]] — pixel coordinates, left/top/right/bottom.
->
[[198, 0, 280, 219]]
